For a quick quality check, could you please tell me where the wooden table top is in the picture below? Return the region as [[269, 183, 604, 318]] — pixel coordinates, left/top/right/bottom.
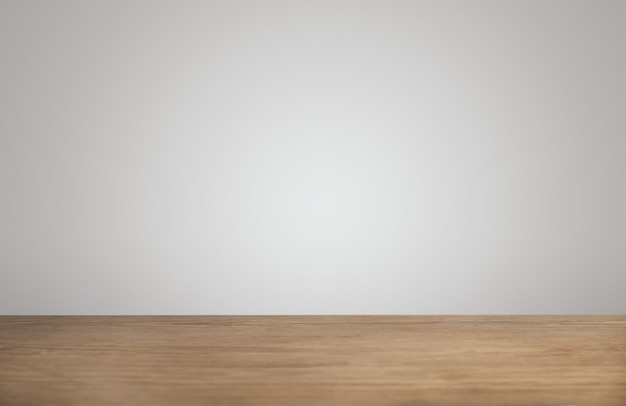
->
[[1, 316, 625, 406]]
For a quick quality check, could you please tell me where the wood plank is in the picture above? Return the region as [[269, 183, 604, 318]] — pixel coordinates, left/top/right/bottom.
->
[[0, 316, 624, 406]]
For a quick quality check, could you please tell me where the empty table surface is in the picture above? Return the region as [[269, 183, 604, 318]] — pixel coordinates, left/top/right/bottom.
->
[[1, 316, 625, 406]]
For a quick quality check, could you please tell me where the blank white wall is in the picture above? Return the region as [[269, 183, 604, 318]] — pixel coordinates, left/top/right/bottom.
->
[[1, 0, 625, 314]]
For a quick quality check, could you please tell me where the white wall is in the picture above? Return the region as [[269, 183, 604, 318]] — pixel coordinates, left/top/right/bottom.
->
[[1, 0, 625, 314]]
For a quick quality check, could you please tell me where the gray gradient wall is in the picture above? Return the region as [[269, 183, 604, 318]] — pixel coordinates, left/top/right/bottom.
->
[[1, 1, 625, 314]]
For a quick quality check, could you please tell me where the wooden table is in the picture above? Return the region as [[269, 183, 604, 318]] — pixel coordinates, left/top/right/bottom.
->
[[1, 316, 625, 406]]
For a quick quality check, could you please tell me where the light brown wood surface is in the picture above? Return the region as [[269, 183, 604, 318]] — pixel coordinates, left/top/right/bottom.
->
[[0, 316, 625, 406]]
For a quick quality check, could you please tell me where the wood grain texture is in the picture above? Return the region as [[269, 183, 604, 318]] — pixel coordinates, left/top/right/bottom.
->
[[0, 316, 625, 406]]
